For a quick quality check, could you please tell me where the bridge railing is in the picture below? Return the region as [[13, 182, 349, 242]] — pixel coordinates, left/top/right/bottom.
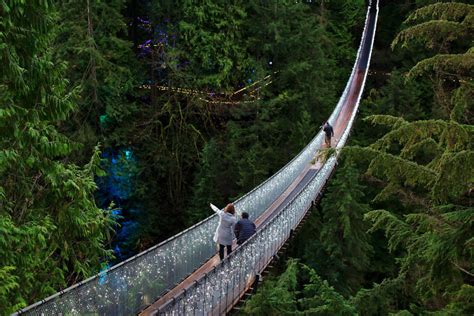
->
[[155, 1, 379, 314], [157, 150, 339, 316], [15, 1, 378, 315]]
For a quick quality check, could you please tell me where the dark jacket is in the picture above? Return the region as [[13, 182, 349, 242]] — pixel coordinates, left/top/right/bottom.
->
[[234, 218, 256, 245], [323, 124, 334, 137]]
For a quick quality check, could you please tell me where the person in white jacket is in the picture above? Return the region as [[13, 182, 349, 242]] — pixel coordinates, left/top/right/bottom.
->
[[211, 203, 237, 260]]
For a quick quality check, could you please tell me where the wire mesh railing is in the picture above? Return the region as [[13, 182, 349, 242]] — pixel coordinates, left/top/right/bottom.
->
[[157, 155, 338, 316], [15, 1, 378, 315], [154, 1, 379, 315]]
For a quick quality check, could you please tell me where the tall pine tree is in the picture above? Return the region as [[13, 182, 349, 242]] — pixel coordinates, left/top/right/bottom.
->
[[0, 1, 114, 313], [318, 160, 373, 295], [53, 0, 138, 160]]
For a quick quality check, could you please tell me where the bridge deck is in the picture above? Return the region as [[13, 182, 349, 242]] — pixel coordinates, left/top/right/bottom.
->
[[12, 2, 377, 315], [140, 66, 365, 315], [141, 2, 378, 313]]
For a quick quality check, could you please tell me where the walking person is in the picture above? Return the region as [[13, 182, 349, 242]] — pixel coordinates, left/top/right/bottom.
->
[[234, 212, 256, 245], [323, 121, 334, 147], [211, 203, 237, 260]]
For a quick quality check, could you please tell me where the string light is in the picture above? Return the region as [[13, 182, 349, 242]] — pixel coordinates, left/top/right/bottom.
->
[[139, 74, 274, 105], [16, 0, 378, 313]]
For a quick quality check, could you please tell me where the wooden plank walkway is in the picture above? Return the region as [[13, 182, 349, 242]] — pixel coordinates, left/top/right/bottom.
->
[[140, 68, 365, 316], [141, 2, 380, 312]]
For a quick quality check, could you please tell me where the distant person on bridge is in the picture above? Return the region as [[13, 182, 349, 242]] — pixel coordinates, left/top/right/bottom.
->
[[234, 212, 256, 246], [323, 121, 334, 147], [211, 203, 238, 260]]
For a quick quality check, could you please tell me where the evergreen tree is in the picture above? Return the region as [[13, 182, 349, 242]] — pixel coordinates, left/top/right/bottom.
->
[[350, 277, 408, 316], [347, 115, 473, 313], [178, 0, 250, 90], [0, 1, 113, 313], [317, 160, 373, 295], [188, 138, 226, 224], [391, 2, 474, 120], [299, 264, 357, 315], [243, 259, 356, 315], [343, 3, 474, 314], [242, 259, 299, 315], [54, 0, 138, 162]]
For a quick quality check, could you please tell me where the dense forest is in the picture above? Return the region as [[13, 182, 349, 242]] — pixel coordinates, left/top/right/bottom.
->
[[242, 1, 474, 315], [0, 0, 472, 315]]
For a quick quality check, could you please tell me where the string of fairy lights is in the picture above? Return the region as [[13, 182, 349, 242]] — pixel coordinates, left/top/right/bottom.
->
[[139, 73, 274, 105], [16, 0, 378, 314], [152, 1, 378, 314]]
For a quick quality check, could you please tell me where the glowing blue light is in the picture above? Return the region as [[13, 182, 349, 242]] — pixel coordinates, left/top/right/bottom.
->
[[98, 263, 110, 285]]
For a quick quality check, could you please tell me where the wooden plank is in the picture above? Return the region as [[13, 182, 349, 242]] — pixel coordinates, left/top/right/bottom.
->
[[140, 54, 368, 316]]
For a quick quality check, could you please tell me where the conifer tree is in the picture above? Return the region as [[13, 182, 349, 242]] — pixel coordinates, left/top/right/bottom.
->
[[340, 3, 474, 314], [299, 264, 357, 315], [178, 0, 250, 90], [318, 160, 373, 294], [242, 259, 299, 315], [0, 1, 113, 313], [346, 114, 473, 312], [188, 138, 226, 224], [243, 259, 356, 315], [54, 0, 138, 161], [391, 2, 473, 121]]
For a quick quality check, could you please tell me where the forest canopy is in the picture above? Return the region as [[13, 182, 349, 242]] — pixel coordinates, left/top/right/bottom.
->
[[0, 0, 472, 315]]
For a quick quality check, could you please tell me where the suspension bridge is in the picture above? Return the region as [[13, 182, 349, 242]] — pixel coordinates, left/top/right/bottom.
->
[[15, 1, 378, 315]]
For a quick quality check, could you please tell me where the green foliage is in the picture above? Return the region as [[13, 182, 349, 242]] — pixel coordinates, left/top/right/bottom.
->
[[54, 0, 138, 161], [351, 277, 408, 316], [291, 110, 317, 151], [318, 161, 373, 294], [434, 284, 474, 315], [405, 2, 473, 25], [392, 3, 473, 53], [188, 139, 226, 224], [360, 116, 473, 203], [408, 50, 474, 79], [242, 259, 298, 315], [450, 81, 474, 124], [341, 3, 474, 314], [393, 20, 469, 52], [178, 1, 250, 89], [354, 72, 431, 148], [243, 259, 356, 315], [299, 264, 357, 315], [0, 266, 21, 313], [345, 113, 473, 312], [0, 1, 114, 312], [391, 2, 474, 120], [223, 121, 270, 194]]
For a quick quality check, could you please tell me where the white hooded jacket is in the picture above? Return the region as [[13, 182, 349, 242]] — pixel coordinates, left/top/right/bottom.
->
[[211, 204, 237, 246]]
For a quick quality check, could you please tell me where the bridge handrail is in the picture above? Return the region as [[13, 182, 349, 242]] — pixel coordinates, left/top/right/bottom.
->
[[156, 1, 379, 314], [15, 1, 377, 315]]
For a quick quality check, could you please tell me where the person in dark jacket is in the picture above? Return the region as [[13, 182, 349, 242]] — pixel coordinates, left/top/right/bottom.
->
[[234, 212, 256, 245], [323, 121, 334, 147]]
